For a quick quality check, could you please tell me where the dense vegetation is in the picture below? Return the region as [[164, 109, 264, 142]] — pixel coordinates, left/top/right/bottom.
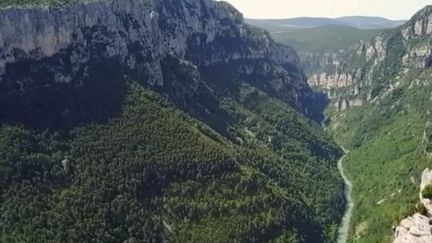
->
[[0, 77, 344, 242], [328, 68, 432, 242], [422, 184, 432, 199], [223, 84, 345, 238]]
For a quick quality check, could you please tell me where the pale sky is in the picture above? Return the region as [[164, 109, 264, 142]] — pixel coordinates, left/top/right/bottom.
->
[[221, 0, 432, 20]]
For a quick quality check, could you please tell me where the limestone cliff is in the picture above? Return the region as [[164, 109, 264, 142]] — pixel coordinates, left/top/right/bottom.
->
[[393, 169, 432, 243], [0, 0, 321, 129], [307, 5, 432, 111]]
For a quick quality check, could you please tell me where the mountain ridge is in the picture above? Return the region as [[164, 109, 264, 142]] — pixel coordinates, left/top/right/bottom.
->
[[0, 0, 325, 128]]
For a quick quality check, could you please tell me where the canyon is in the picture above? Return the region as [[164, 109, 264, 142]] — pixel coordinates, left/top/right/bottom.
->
[[0, 0, 344, 242], [2, 0, 432, 242]]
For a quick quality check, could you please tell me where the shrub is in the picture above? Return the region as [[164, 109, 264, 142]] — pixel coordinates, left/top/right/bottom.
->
[[417, 203, 429, 216], [422, 184, 432, 199]]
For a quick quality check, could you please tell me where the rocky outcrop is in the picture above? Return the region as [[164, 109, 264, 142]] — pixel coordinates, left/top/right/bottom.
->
[[393, 169, 432, 243], [394, 213, 432, 243], [301, 52, 344, 75], [304, 51, 363, 112], [362, 35, 387, 62], [0, 0, 320, 128], [302, 49, 358, 89], [306, 31, 390, 99], [308, 72, 354, 89], [403, 44, 432, 69], [400, 6, 432, 69], [402, 6, 432, 39], [333, 97, 365, 112]]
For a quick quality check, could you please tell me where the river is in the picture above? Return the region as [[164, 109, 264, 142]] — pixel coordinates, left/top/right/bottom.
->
[[321, 116, 353, 243], [336, 148, 353, 243]]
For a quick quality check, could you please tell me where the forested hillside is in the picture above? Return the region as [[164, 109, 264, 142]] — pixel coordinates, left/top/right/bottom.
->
[[0, 0, 344, 242]]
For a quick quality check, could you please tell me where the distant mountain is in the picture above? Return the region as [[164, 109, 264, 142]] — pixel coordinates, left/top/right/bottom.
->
[[335, 16, 406, 29], [246, 20, 387, 75], [267, 25, 384, 53], [246, 16, 406, 29], [246, 17, 345, 28]]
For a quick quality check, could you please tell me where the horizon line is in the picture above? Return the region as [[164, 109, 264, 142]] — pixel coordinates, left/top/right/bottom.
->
[[244, 15, 408, 22]]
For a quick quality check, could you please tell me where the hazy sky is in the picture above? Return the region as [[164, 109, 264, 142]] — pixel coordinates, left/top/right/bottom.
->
[[221, 0, 431, 20]]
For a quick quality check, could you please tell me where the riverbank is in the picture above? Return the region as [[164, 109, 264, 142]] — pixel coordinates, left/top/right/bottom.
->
[[322, 115, 354, 242]]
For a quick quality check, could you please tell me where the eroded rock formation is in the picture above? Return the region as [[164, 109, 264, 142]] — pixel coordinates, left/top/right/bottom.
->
[[394, 168, 432, 243]]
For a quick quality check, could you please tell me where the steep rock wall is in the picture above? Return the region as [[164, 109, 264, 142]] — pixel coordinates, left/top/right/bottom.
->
[[307, 5, 432, 111], [0, 0, 321, 128]]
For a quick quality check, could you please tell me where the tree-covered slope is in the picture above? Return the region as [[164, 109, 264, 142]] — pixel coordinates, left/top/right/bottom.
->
[[0, 0, 344, 242], [329, 70, 432, 242], [0, 80, 343, 242]]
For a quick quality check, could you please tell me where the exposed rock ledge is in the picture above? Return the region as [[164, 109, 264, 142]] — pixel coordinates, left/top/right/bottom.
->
[[308, 72, 354, 89], [394, 169, 432, 242]]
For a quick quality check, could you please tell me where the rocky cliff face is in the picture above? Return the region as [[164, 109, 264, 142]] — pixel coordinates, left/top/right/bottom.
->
[[0, 0, 320, 129], [0, 1, 345, 242], [307, 5, 432, 111], [401, 6, 432, 69], [305, 32, 389, 111], [308, 72, 355, 89]]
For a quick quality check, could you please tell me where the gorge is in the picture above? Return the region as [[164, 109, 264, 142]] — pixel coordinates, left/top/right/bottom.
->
[[1, 0, 432, 242], [0, 0, 344, 242], [317, 6, 432, 242], [252, 3, 432, 242]]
